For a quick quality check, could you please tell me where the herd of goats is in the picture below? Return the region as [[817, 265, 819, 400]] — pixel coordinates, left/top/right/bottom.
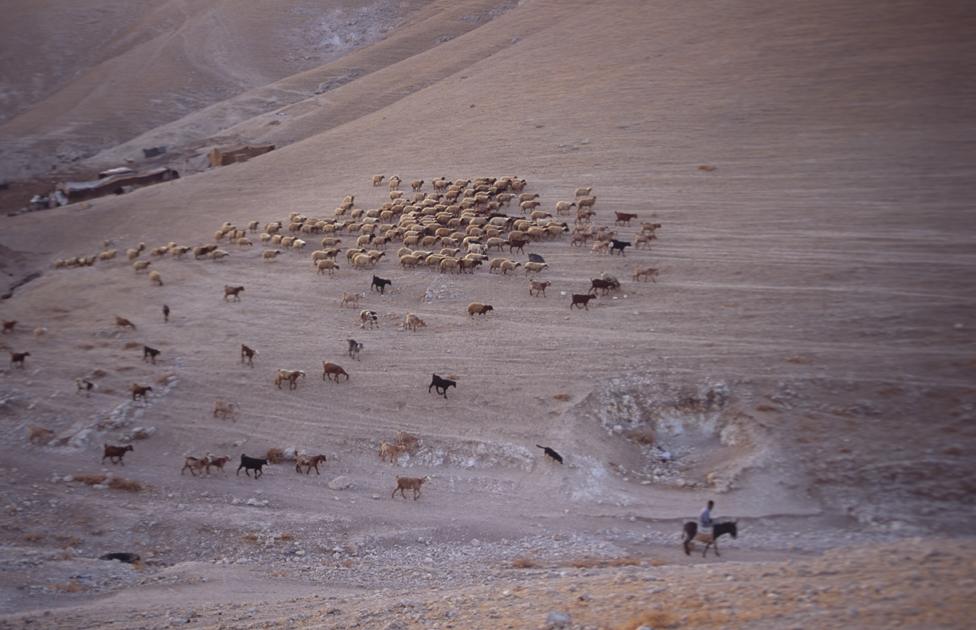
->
[[6, 174, 663, 501]]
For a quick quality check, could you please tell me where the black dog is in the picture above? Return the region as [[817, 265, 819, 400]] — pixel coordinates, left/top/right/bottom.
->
[[536, 444, 564, 464], [371, 275, 392, 294], [428, 373, 456, 399], [237, 454, 268, 479]]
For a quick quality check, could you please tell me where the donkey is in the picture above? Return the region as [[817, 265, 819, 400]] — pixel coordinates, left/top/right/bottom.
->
[[682, 520, 738, 557]]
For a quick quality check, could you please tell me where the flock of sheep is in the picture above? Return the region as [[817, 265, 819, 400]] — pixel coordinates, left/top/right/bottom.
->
[[7, 174, 662, 501]]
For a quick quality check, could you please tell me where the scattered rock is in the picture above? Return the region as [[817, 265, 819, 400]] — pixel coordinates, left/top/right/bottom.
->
[[328, 476, 353, 490]]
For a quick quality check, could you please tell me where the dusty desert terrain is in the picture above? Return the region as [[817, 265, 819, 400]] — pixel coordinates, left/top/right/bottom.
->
[[0, 0, 975, 628]]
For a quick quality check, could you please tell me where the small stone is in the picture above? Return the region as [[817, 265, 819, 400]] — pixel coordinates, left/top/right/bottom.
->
[[328, 476, 352, 490], [545, 611, 571, 628]]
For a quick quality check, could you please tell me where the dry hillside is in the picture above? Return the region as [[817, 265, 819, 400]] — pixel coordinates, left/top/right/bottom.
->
[[0, 0, 974, 627]]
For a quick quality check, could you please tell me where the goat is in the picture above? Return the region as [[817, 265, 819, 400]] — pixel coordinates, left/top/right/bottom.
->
[[295, 454, 327, 475], [633, 267, 659, 282], [224, 285, 245, 301], [537, 444, 564, 464], [527, 253, 545, 263], [340, 292, 361, 308], [428, 373, 456, 399], [75, 378, 95, 397], [589, 278, 620, 295], [1, 320, 15, 334], [379, 441, 404, 463], [28, 425, 55, 445], [9, 351, 30, 368], [404, 313, 427, 332], [571, 294, 595, 310], [115, 316, 137, 330], [274, 369, 305, 390], [347, 339, 363, 360], [162, 304, 170, 323], [609, 239, 631, 256], [213, 400, 237, 420], [131, 384, 153, 401], [529, 280, 551, 297], [207, 455, 230, 473], [371, 275, 392, 294], [102, 444, 133, 465], [614, 211, 638, 225], [181, 456, 209, 476], [360, 310, 379, 329], [322, 362, 350, 382], [142, 345, 160, 364], [392, 475, 430, 500], [237, 454, 268, 478], [240, 344, 257, 367]]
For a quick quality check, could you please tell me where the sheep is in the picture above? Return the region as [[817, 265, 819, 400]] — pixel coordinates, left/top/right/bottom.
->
[[295, 454, 327, 475], [554, 201, 576, 215], [150, 245, 169, 257], [428, 373, 456, 398], [9, 351, 30, 368], [371, 275, 392, 294], [529, 280, 551, 297], [523, 262, 548, 274], [360, 309, 379, 329], [439, 257, 460, 274], [499, 260, 520, 275], [213, 399, 238, 420], [263, 249, 282, 261], [28, 425, 55, 445], [291, 238, 307, 250], [241, 344, 257, 367], [404, 313, 427, 332], [577, 196, 596, 211], [131, 383, 153, 401], [347, 338, 364, 360], [467, 303, 494, 318], [458, 257, 483, 273], [399, 253, 422, 268], [571, 294, 596, 310], [340, 292, 361, 308], [633, 266, 659, 282], [575, 187, 592, 197], [224, 285, 245, 301], [142, 345, 160, 364], [210, 249, 230, 261], [410, 179, 424, 191], [171, 245, 192, 257], [126, 244, 145, 260], [75, 378, 95, 397], [98, 249, 118, 261], [634, 232, 655, 249], [274, 369, 306, 390], [102, 444, 133, 465], [591, 240, 610, 255], [237, 454, 268, 479], [133, 260, 152, 273], [32, 326, 47, 338], [519, 200, 541, 213], [352, 253, 375, 269], [148, 270, 163, 286], [316, 259, 340, 275], [372, 174, 385, 186], [388, 175, 402, 190], [322, 362, 350, 382], [340, 195, 355, 211], [609, 239, 631, 255], [392, 475, 430, 500], [236, 237, 254, 247], [519, 193, 540, 203], [1, 320, 15, 334]]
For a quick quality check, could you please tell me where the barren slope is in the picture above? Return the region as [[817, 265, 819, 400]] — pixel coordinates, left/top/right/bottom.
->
[[0, 0, 975, 624]]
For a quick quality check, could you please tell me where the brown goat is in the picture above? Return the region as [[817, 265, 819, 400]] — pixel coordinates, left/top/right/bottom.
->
[[207, 456, 230, 473], [633, 267, 659, 282], [27, 426, 55, 445], [102, 443, 133, 465], [240, 344, 256, 367], [295, 454, 327, 475], [1, 320, 15, 334], [266, 448, 286, 464], [379, 441, 404, 463], [213, 400, 237, 420], [322, 362, 349, 382], [131, 384, 153, 401], [392, 475, 430, 500], [223, 285, 245, 301], [115, 316, 137, 330], [9, 351, 30, 368], [181, 456, 209, 476], [529, 280, 551, 297]]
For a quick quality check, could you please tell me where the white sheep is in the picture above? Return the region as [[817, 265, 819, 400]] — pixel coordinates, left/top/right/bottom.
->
[[149, 270, 164, 286], [133, 260, 152, 273], [316, 259, 339, 275], [523, 262, 548, 274]]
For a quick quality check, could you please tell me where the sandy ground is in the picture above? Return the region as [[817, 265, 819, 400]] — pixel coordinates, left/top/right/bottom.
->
[[0, 0, 975, 627]]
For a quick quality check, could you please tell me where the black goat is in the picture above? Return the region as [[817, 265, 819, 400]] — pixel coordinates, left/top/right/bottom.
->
[[428, 373, 456, 399], [609, 239, 631, 255], [142, 345, 160, 364], [527, 253, 545, 264], [536, 444, 564, 464], [237, 454, 268, 479], [371, 275, 392, 294], [589, 278, 620, 295]]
